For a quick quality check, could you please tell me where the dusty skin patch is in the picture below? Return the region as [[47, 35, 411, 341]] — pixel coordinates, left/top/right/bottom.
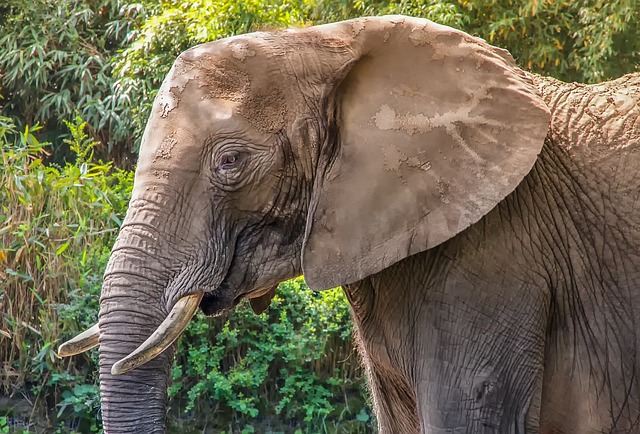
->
[[351, 20, 366, 37], [156, 57, 198, 118], [199, 58, 250, 102], [157, 89, 178, 118], [244, 89, 287, 134], [533, 73, 640, 158], [153, 170, 170, 179], [229, 41, 256, 61], [372, 99, 502, 164], [407, 24, 490, 61], [381, 143, 403, 172], [380, 144, 431, 186], [153, 131, 177, 162], [196, 57, 286, 133], [173, 57, 196, 77], [408, 26, 433, 46], [406, 156, 431, 172], [374, 104, 433, 135], [436, 178, 451, 204], [389, 83, 432, 98], [408, 25, 446, 60]]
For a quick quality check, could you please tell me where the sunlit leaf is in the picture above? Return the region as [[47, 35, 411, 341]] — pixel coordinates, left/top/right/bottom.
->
[[56, 240, 70, 256]]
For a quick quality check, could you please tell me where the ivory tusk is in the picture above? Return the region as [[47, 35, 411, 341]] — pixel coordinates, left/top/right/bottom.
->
[[58, 323, 100, 357], [111, 292, 203, 375]]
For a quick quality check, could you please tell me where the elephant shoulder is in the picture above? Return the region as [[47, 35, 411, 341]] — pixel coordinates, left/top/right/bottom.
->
[[531, 72, 640, 161]]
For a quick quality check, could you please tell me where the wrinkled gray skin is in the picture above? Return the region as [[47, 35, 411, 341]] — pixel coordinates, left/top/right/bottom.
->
[[95, 16, 640, 433]]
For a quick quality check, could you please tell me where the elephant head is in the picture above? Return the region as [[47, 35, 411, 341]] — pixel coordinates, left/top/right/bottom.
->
[[59, 16, 549, 432]]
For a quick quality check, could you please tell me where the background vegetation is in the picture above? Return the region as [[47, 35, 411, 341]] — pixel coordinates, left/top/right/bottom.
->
[[1, 0, 638, 432]]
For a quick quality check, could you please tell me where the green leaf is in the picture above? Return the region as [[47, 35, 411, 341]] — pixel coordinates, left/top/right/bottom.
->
[[356, 409, 370, 422], [56, 240, 70, 256]]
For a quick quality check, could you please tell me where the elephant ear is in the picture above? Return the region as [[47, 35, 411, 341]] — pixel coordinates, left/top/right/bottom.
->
[[301, 16, 550, 290]]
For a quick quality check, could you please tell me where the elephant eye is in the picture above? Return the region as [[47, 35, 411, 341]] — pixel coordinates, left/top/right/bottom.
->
[[218, 151, 241, 171]]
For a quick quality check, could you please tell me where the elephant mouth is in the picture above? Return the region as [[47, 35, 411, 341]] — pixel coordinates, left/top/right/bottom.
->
[[200, 284, 240, 316], [200, 282, 278, 316]]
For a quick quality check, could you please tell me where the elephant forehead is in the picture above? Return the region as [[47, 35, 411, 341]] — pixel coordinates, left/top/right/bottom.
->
[[158, 38, 288, 134], [136, 96, 238, 178]]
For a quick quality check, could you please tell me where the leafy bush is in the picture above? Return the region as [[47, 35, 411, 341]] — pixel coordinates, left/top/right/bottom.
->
[[0, 0, 147, 165], [460, 0, 640, 83], [169, 278, 369, 433], [0, 115, 132, 431]]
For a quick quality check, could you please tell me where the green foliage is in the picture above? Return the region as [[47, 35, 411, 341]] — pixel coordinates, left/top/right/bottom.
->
[[169, 278, 369, 433], [459, 0, 640, 82], [56, 381, 101, 432], [0, 115, 132, 430], [0, 0, 145, 164]]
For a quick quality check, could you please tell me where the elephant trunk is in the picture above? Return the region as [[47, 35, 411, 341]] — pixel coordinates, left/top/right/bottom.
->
[[99, 324, 172, 433], [98, 235, 175, 433]]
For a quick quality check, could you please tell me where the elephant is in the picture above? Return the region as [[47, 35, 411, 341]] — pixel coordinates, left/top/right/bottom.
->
[[58, 15, 640, 433]]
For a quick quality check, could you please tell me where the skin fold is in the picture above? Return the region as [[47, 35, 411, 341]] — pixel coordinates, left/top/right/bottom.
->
[[66, 15, 640, 433]]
